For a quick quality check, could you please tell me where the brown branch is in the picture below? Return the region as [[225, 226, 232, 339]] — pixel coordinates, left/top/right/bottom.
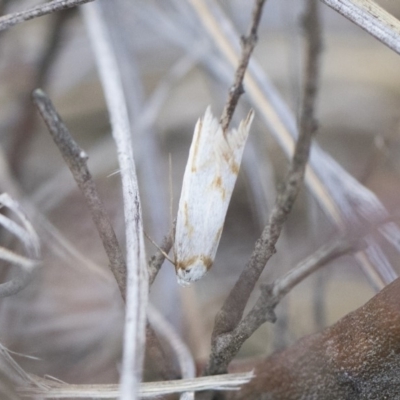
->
[[10, 9, 74, 177], [206, 0, 322, 375], [0, 0, 94, 32], [206, 234, 362, 376], [219, 0, 266, 133], [32, 89, 127, 301], [148, 224, 174, 286], [227, 276, 400, 399]]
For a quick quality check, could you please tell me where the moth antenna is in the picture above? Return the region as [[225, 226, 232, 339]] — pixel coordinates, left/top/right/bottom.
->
[[169, 153, 177, 262], [144, 231, 175, 265]]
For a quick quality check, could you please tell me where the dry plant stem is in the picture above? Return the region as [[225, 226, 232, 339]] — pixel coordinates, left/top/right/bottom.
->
[[207, 0, 322, 375], [188, 0, 397, 289], [148, 225, 174, 285], [320, 0, 400, 55], [0, 0, 94, 32], [82, 4, 148, 399], [219, 0, 266, 133], [10, 10, 73, 177], [20, 372, 254, 398], [272, 237, 361, 300], [242, 236, 364, 332], [32, 89, 127, 300], [206, 235, 362, 376]]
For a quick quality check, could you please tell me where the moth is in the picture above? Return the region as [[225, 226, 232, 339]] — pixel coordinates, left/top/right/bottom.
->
[[174, 107, 254, 286]]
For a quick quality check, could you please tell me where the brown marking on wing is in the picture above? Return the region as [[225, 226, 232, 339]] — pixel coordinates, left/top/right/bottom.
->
[[219, 139, 240, 175], [176, 255, 213, 272], [229, 160, 240, 175], [183, 201, 194, 237], [211, 175, 226, 200], [191, 119, 203, 173]]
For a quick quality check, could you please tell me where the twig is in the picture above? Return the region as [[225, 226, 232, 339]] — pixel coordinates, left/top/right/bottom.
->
[[320, 0, 400, 55], [32, 89, 127, 301], [187, 0, 398, 290], [219, 0, 266, 133], [10, 9, 73, 176], [148, 224, 174, 285], [206, 0, 322, 375], [222, 208, 400, 377], [207, 234, 363, 375], [272, 237, 362, 301], [210, 213, 400, 382], [82, 3, 148, 399], [0, 0, 94, 32]]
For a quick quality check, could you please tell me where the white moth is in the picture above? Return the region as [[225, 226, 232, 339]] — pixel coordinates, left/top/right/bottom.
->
[[174, 107, 254, 286]]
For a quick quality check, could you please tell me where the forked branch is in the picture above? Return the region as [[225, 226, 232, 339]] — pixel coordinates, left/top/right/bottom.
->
[[206, 0, 322, 375]]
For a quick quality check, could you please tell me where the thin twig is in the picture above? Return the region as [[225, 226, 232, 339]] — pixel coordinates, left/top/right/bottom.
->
[[0, 0, 94, 32], [187, 0, 398, 289], [206, 0, 322, 375], [32, 89, 127, 301], [320, 0, 400, 55], [141, 0, 263, 282], [206, 234, 363, 376], [218, 211, 400, 379], [272, 237, 362, 301], [82, 3, 148, 399], [148, 224, 174, 285], [10, 9, 74, 176], [219, 0, 266, 133]]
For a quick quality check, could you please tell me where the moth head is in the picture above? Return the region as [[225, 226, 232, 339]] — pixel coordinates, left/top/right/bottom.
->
[[176, 258, 210, 286]]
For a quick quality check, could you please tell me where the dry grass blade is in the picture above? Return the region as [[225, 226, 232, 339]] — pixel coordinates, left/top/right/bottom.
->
[[0, 193, 40, 297], [320, 0, 400, 55], [0, 0, 95, 32], [0, 247, 38, 271], [0, 343, 44, 400], [20, 372, 255, 398], [82, 3, 148, 399]]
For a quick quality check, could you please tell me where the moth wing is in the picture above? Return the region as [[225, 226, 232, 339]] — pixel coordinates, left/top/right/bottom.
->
[[175, 107, 254, 272]]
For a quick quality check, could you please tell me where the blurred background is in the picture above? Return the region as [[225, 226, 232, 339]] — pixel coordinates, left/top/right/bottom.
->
[[0, 0, 400, 393]]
